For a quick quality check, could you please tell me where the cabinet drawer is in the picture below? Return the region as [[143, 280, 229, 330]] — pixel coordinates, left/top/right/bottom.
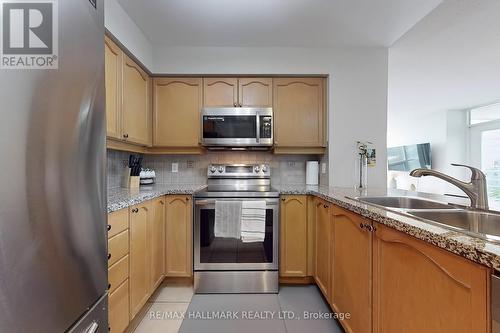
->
[[109, 279, 130, 333], [108, 230, 129, 267], [108, 209, 129, 239], [108, 255, 129, 294]]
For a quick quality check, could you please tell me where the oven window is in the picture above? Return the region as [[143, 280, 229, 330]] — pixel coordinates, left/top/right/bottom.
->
[[199, 209, 274, 263], [203, 116, 256, 138]]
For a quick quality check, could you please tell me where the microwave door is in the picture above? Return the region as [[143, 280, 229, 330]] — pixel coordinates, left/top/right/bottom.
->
[[202, 115, 258, 146]]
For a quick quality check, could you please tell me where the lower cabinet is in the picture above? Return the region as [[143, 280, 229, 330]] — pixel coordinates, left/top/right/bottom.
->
[[165, 195, 192, 277], [109, 279, 130, 333], [373, 222, 489, 333], [279, 195, 308, 277], [331, 206, 372, 333], [129, 202, 151, 319], [314, 198, 331, 298], [150, 197, 166, 291]]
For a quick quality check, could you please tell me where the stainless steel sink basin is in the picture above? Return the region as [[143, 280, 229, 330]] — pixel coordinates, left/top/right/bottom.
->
[[355, 196, 454, 210], [408, 210, 500, 242]]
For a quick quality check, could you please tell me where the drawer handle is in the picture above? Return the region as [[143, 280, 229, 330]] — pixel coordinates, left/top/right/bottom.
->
[[107, 225, 111, 231], [107, 253, 111, 260]]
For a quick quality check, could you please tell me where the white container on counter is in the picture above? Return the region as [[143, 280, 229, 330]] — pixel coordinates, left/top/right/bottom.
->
[[306, 161, 319, 185]]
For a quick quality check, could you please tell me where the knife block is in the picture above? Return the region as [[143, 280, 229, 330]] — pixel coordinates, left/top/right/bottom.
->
[[121, 167, 140, 188]]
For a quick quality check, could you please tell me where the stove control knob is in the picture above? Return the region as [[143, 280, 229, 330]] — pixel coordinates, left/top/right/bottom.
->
[[218, 166, 224, 173], [254, 165, 261, 173], [261, 165, 268, 173], [210, 166, 216, 173]]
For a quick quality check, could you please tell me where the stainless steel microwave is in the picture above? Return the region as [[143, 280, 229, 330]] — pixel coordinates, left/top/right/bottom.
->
[[201, 107, 273, 148]]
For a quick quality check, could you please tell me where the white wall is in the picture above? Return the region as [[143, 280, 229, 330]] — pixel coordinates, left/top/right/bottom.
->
[[152, 46, 388, 188], [104, 0, 153, 70]]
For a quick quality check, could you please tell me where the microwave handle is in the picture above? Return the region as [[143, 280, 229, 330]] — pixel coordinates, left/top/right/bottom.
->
[[256, 114, 260, 143]]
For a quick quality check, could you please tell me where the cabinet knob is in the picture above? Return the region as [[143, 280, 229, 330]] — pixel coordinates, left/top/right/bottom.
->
[[108, 283, 111, 289], [281, 198, 286, 201], [360, 223, 365, 229], [132, 208, 139, 213], [233, 102, 237, 107], [123, 133, 129, 139], [107, 224, 111, 231], [107, 253, 111, 260], [323, 204, 329, 209], [160, 200, 164, 205], [186, 197, 190, 201], [239, 102, 242, 107]]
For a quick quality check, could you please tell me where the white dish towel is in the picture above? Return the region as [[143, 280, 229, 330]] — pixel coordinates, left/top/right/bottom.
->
[[214, 201, 242, 239], [240, 200, 267, 243]]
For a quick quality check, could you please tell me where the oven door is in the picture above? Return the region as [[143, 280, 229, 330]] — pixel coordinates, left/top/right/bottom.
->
[[201, 107, 273, 147], [194, 198, 279, 271]]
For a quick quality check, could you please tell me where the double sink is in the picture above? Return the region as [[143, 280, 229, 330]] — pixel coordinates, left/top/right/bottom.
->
[[352, 196, 500, 243]]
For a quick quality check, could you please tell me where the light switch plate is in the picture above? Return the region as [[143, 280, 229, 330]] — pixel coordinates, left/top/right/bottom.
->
[[321, 163, 327, 174], [172, 163, 178, 173]]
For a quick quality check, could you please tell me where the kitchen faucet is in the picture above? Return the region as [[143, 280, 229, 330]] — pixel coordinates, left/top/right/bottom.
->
[[410, 163, 489, 210]]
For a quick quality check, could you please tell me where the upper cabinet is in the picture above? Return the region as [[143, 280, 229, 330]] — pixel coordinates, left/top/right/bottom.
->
[[122, 55, 151, 146], [203, 78, 238, 107], [105, 38, 151, 147], [203, 77, 273, 108], [153, 78, 202, 148], [273, 77, 326, 153], [104, 37, 122, 140]]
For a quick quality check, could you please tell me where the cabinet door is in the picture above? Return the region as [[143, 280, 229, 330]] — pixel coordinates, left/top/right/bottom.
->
[[273, 77, 325, 147], [238, 78, 273, 107], [332, 206, 372, 333], [280, 195, 307, 277], [203, 77, 238, 107], [165, 196, 192, 277], [150, 197, 165, 291], [122, 55, 151, 146], [373, 223, 489, 333], [104, 37, 122, 140], [109, 279, 129, 333], [153, 78, 202, 147], [314, 199, 331, 298], [129, 203, 151, 319]]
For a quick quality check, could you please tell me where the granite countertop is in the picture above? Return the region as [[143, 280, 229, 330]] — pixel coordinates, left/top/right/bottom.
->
[[107, 183, 500, 272], [107, 184, 206, 213], [275, 184, 500, 272]]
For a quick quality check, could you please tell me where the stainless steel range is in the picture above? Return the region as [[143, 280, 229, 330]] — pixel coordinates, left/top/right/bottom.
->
[[194, 164, 279, 293]]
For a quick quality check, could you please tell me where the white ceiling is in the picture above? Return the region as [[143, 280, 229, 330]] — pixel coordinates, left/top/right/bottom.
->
[[117, 0, 441, 47]]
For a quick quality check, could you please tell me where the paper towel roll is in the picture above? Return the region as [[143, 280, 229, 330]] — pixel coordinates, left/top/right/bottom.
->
[[306, 161, 319, 185]]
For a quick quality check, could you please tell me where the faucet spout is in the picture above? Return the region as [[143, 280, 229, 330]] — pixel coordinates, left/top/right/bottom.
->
[[410, 164, 489, 210]]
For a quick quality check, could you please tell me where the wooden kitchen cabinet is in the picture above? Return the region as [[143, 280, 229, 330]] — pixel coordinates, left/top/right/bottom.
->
[[331, 206, 372, 333], [165, 195, 192, 277], [122, 55, 151, 146], [150, 197, 166, 291], [373, 223, 489, 333], [104, 36, 122, 140], [203, 77, 273, 107], [314, 198, 331, 298], [109, 279, 130, 333], [153, 78, 202, 148], [273, 77, 326, 153], [107, 208, 130, 333], [203, 77, 238, 107], [280, 195, 308, 277], [129, 202, 151, 318], [238, 78, 273, 107]]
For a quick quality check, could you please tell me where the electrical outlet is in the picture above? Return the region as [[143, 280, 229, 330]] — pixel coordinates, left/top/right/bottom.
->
[[187, 160, 194, 169], [172, 163, 178, 173], [321, 163, 327, 174], [287, 161, 296, 168]]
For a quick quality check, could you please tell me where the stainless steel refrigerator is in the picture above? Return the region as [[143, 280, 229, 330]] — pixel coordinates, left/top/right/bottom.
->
[[0, 0, 107, 332]]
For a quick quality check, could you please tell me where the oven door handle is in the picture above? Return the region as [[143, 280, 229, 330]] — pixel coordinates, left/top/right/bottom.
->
[[256, 114, 260, 144]]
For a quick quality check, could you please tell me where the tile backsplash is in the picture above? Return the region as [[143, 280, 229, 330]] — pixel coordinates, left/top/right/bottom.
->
[[107, 149, 329, 189]]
